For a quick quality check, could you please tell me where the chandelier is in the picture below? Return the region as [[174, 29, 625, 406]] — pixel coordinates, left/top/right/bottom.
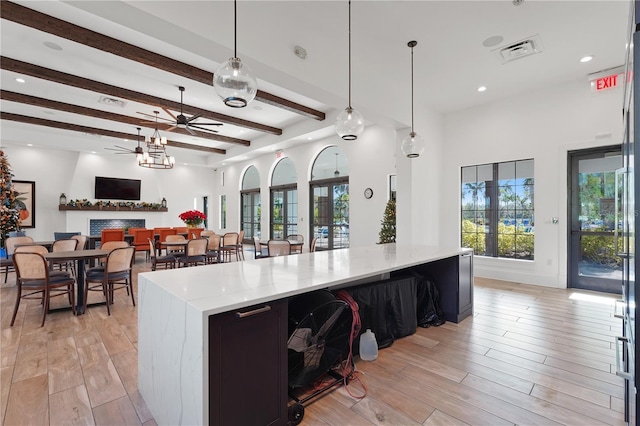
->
[[139, 111, 175, 169]]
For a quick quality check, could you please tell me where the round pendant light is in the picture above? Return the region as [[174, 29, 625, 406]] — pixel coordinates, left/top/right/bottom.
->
[[335, 0, 364, 140], [401, 41, 425, 158], [214, 0, 257, 108]]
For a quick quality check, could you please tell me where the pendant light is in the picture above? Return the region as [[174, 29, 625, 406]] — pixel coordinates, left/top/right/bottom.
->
[[335, 0, 364, 141], [401, 40, 425, 158], [214, 0, 258, 108]]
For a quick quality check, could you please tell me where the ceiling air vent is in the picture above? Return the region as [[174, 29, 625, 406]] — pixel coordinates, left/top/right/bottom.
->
[[98, 96, 127, 108], [494, 35, 543, 63]]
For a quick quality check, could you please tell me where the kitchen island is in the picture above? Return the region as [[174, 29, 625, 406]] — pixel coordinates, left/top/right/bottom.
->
[[138, 244, 472, 425]]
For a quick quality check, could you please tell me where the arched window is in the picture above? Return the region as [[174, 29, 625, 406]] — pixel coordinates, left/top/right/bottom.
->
[[270, 158, 298, 240], [310, 146, 349, 250], [241, 166, 261, 241]]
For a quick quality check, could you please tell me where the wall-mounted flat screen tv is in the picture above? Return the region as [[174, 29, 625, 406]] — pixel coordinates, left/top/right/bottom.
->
[[94, 176, 141, 200]]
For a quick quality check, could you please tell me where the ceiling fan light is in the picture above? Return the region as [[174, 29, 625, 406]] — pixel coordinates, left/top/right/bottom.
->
[[401, 131, 425, 158], [335, 106, 364, 141], [214, 57, 257, 108]]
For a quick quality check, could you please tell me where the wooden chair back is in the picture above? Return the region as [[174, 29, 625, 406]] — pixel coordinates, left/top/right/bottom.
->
[[71, 235, 87, 250], [6, 236, 34, 256], [14, 245, 48, 255], [268, 240, 291, 257], [310, 236, 318, 253], [101, 241, 129, 251], [186, 238, 208, 256], [52, 239, 78, 252]]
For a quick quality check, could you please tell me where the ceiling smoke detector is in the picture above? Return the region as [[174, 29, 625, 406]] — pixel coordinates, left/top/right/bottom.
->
[[494, 35, 543, 63], [294, 45, 307, 60], [98, 96, 127, 108]]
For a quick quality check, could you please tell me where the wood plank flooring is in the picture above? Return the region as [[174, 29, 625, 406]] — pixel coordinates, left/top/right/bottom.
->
[[0, 256, 626, 425]]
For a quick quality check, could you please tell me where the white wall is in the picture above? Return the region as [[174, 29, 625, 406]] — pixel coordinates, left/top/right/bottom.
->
[[212, 123, 398, 247], [1, 144, 216, 241], [441, 78, 623, 288]]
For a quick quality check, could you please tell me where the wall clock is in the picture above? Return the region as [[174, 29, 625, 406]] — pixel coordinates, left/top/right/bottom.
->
[[364, 188, 373, 199]]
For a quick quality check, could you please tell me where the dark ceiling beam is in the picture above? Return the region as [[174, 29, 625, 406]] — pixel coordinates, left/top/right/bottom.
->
[[0, 112, 226, 155], [0, 90, 248, 147], [1, 1, 326, 121], [1, 56, 281, 135]]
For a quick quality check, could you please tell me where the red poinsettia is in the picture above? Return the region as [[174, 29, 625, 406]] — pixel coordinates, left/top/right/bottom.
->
[[178, 210, 206, 226]]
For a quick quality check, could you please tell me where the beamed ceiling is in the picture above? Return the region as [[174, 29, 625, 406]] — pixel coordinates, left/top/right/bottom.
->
[[0, 1, 629, 167]]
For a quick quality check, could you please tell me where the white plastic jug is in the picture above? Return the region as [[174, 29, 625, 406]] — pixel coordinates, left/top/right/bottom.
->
[[359, 329, 378, 361]]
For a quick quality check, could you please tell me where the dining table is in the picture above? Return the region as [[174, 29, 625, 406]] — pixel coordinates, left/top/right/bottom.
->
[[45, 249, 109, 314]]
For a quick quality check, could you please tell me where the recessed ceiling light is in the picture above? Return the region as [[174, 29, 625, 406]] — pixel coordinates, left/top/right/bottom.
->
[[124, 139, 129, 142], [91, 151, 97, 154], [580, 55, 594, 63], [43, 41, 63, 51], [27, 144, 33, 147], [15, 78, 25, 83], [477, 86, 487, 92], [307, 137, 313, 140]]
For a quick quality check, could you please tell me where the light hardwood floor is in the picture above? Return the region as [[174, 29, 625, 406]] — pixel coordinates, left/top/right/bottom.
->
[[1, 255, 626, 425]]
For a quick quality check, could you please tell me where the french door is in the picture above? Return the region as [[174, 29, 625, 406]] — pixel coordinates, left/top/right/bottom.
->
[[310, 178, 349, 250], [270, 186, 298, 240], [241, 190, 260, 242], [568, 146, 622, 293]]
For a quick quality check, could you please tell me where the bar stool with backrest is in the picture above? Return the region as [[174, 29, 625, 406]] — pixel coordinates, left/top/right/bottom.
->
[[177, 238, 208, 267], [147, 238, 176, 271], [268, 240, 291, 257], [10, 249, 76, 327], [84, 246, 135, 315], [100, 228, 125, 249], [3, 236, 34, 283]]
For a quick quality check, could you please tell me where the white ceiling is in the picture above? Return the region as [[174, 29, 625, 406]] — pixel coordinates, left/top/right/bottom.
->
[[0, 0, 630, 167]]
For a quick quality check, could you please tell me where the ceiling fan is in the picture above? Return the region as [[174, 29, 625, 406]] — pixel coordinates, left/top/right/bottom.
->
[[138, 86, 223, 135], [105, 127, 156, 156]]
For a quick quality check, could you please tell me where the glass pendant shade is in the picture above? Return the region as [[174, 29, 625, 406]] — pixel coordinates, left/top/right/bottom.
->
[[335, 106, 364, 141], [214, 57, 258, 108], [401, 131, 425, 158]]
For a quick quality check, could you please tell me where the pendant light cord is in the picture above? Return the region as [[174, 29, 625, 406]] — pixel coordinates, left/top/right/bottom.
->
[[410, 44, 415, 133], [234, 0, 238, 58], [348, 0, 352, 109]]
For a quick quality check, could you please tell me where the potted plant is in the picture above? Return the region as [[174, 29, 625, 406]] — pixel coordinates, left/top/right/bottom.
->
[[179, 210, 207, 228]]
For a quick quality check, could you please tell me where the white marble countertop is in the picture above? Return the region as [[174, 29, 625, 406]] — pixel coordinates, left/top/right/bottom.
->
[[138, 244, 470, 316]]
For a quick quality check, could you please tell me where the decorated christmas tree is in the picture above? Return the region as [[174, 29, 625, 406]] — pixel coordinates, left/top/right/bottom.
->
[[0, 150, 21, 248], [378, 198, 396, 244]]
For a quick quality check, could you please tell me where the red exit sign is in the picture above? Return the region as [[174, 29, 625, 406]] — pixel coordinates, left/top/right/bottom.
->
[[590, 73, 623, 92]]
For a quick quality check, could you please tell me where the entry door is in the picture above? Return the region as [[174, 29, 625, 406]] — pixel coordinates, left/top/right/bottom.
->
[[310, 180, 349, 250], [568, 146, 622, 293]]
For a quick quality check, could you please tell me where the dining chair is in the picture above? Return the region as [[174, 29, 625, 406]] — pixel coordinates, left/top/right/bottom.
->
[[53, 231, 80, 240], [287, 234, 304, 254], [267, 240, 291, 257], [71, 235, 87, 250], [165, 234, 186, 257], [310, 236, 318, 253], [177, 238, 208, 267], [100, 228, 125, 248], [205, 234, 222, 264], [173, 226, 188, 234], [14, 245, 72, 279], [148, 238, 176, 271], [221, 232, 240, 262], [3, 236, 34, 283], [188, 228, 205, 239], [132, 229, 154, 262], [157, 228, 178, 254], [10, 251, 76, 327], [84, 246, 135, 315], [253, 236, 266, 259], [236, 230, 246, 260], [50, 238, 79, 276]]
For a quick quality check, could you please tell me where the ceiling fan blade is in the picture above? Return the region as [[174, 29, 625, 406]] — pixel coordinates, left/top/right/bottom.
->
[[162, 107, 178, 121], [137, 111, 173, 122], [185, 126, 196, 136], [189, 124, 219, 134], [186, 113, 202, 123], [191, 122, 223, 126]]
